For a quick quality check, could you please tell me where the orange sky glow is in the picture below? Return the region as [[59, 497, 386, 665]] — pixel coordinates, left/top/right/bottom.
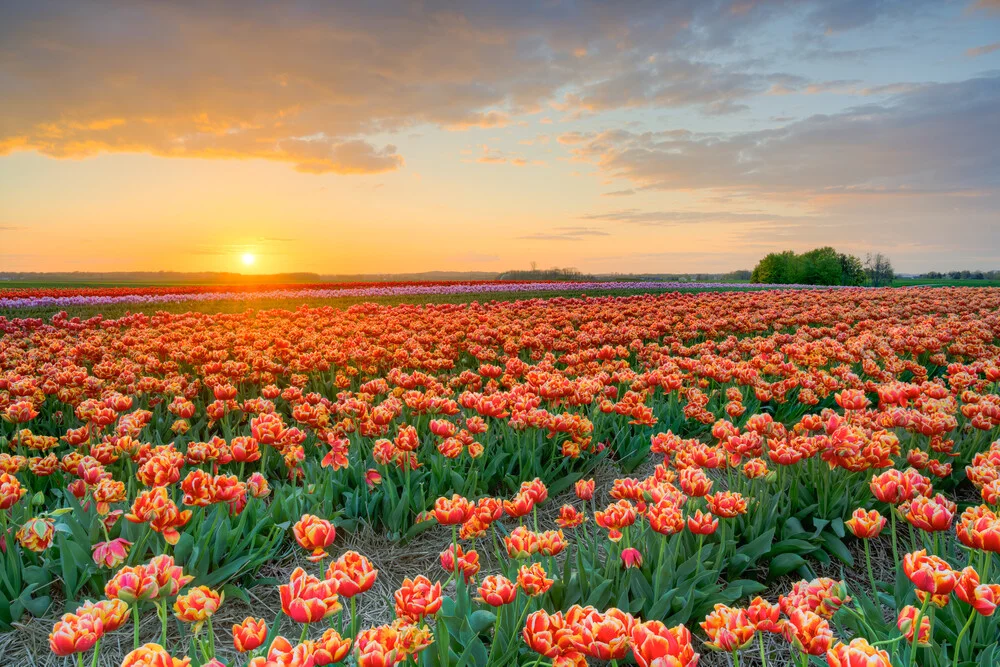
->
[[1, 1, 998, 274]]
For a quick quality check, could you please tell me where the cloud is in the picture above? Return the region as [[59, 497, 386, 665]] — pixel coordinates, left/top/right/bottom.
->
[[581, 209, 808, 227], [2, 1, 941, 174], [448, 252, 500, 263], [471, 145, 535, 166], [602, 189, 635, 197], [565, 74, 1000, 198], [518, 226, 610, 241], [972, 0, 1000, 12], [966, 42, 1000, 57]]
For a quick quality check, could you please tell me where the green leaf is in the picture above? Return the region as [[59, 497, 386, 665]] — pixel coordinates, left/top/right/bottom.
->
[[769, 553, 807, 578], [819, 532, 854, 566], [469, 610, 496, 634], [736, 528, 775, 561]]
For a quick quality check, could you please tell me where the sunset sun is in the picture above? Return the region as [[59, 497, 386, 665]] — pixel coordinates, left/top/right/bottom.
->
[[241, 252, 255, 266]]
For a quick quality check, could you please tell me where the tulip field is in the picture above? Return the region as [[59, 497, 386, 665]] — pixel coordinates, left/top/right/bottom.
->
[[2, 285, 1000, 667]]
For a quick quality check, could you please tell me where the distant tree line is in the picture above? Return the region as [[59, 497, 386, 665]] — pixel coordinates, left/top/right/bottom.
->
[[750, 248, 893, 286], [917, 270, 1000, 280], [497, 267, 595, 281], [497, 267, 756, 283]]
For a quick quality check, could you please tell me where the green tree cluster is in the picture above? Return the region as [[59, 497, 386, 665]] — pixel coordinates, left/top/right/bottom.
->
[[750, 247, 869, 286]]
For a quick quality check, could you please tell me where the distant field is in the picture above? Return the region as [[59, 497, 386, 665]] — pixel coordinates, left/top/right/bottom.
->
[[892, 277, 1000, 287], [0, 286, 724, 320]]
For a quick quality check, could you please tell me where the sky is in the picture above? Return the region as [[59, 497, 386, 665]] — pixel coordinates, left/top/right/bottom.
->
[[1, 0, 999, 275]]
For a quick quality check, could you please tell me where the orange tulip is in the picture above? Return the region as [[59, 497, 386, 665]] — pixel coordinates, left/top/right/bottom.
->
[[16, 516, 55, 552], [746, 596, 783, 633], [78, 599, 129, 633], [783, 608, 832, 656], [280, 567, 341, 624], [105, 565, 159, 604], [846, 508, 886, 539], [897, 605, 931, 645], [326, 550, 378, 598], [903, 550, 958, 596], [233, 617, 268, 653], [575, 478, 595, 501], [520, 478, 549, 504], [314, 628, 352, 666], [701, 604, 755, 652], [595, 500, 638, 541], [503, 492, 535, 519], [146, 555, 195, 598], [686, 510, 718, 535], [247, 472, 271, 498], [92, 538, 132, 568], [0, 472, 26, 510], [954, 566, 1000, 616], [621, 547, 643, 569], [126, 486, 191, 545], [826, 638, 892, 667], [705, 491, 748, 518], [646, 500, 684, 536], [780, 578, 851, 619], [173, 585, 223, 633], [571, 607, 634, 661], [49, 608, 104, 656], [121, 643, 192, 667], [629, 619, 699, 667], [537, 530, 566, 557], [3, 400, 39, 424], [517, 562, 554, 597], [679, 468, 713, 497], [522, 610, 563, 658], [248, 635, 314, 667], [505, 525, 540, 558], [433, 494, 474, 525], [555, 504, 585, 528], [393, 575, 442, 622], [904, 494, 956, 532], [477, 574, 518, 606], [293, 514, 337, 562]]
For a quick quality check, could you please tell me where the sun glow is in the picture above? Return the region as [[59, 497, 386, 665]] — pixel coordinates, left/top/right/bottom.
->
[[241, 252, 256, 266]]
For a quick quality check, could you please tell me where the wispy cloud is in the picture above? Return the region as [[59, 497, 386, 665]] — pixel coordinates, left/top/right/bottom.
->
[[966, 42, 1000, 57], [518, 226, 611, 241]]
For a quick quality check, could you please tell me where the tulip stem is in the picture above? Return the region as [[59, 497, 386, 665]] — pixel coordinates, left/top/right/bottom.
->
[[207, 616, 215, 657], [871, 635, 905, 647], [300, 622, 309, 644], [158, 598, 168, 646], [863, 540, 879, 605], [889, 508, 899, 567], [132, 604, 140, 650], [485, 604, 502, 666], [952, 607, 976, 667], [89, 638, 101, 667], [350, 595, 357, 640], [907, 594, 932, 667], [693, 534, 704, 578], [758, 634, 768, 667]]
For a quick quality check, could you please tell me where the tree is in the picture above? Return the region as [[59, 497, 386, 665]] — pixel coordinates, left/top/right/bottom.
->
[[799, 247, 843, 285], [838, 253, 866, 286], [751, 251, 800, 284], [865, 253, 895, 287]]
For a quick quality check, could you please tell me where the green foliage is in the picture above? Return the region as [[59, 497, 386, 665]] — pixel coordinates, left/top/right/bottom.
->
[[751, 247, 870, 286]]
